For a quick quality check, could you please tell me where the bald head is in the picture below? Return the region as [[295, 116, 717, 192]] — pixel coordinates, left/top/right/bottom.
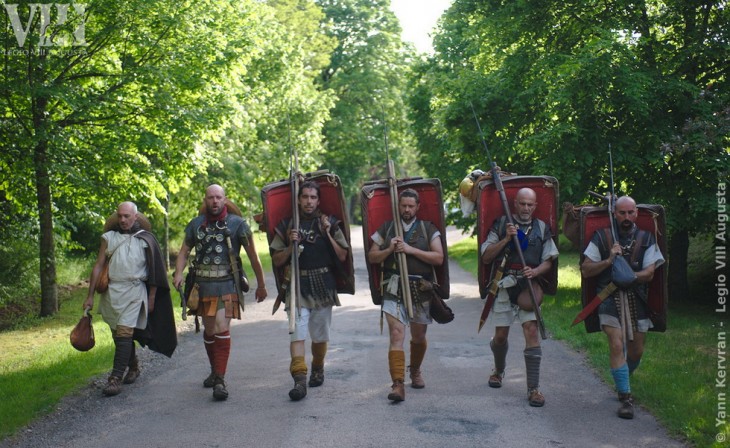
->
[[206, 184, 225, 198], [614, 195, 638, 231], [516, 188, 537, 202], [204, 184, 226, 216], [615, 196, 636, 208], [513, 188, 537, 223]]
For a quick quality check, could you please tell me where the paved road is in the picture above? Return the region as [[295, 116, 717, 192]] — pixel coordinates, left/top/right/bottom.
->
[[2, 226, 685, 448]]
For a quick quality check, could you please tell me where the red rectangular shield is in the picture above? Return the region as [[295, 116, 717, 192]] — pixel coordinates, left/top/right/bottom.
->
[[260, 171, 355, 297], [476, 175, 560, 300], [579, 204, 668, 333], [361, 178, 450, 305]]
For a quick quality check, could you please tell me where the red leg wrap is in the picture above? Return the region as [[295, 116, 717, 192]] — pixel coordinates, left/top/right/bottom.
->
[[213, 331, 231, 376]]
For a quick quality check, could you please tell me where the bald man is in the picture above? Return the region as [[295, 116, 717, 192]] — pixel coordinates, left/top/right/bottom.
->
[[480, 188, 558, 407], [174, 185, 267, 401], [581, 196, 664, 419], [85, 201, 172, 396]]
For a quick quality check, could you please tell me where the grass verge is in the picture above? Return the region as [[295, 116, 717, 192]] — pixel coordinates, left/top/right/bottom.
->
[[449, 236, 727, 448], [0, 231, 271, 440]]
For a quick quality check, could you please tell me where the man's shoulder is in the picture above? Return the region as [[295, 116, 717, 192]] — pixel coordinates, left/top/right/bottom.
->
[[377, 220, 394, 230], [226, 213, 245, 225], [187, 215, 205, 227], [135, 230, 161, 248], [419, 219, 440, 232]]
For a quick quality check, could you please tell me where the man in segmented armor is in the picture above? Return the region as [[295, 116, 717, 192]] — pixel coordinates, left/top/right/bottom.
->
[[480, 188, 558, 407], [367, 188, 444, 402], [270, 181, 350, 401], [174, 184, 267, 401], [581, 196, 664, 419]]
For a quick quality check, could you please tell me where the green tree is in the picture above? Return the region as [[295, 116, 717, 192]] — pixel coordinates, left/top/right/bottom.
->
[[0, 0, 281, 315], [410, 0, 729, 302], [317, 0, 419, 215]]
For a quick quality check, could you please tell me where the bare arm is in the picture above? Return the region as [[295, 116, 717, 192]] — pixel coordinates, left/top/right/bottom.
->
[[272, 230, 296, 268], [481, 224, 518, 264], [580, 242, 620, 278], [243, 236, 268, 302], [147, 286, 157, 313], [522, 258, 552, 279], [321, 215, 348, 262], [367, 237, 396, 265], [83, 238, 109, 310], [634, 263, 656, 284], [173, 241, 191, 289], [400, 235, 444, 266]]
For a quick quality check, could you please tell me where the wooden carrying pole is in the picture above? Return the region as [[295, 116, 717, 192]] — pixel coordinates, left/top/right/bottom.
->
[[288, 147, 301, 334], [387, 159, 414, 319], [470, 102, 546, 339]]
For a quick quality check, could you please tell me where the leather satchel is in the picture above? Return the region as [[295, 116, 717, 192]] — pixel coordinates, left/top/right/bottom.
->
[[94, 230, 142, 294], [429, 285, 454, 324], [611, 256, 637, 288], [70, 309, 95, 352], [183, 271, 200, 313], [95, 259, 110, 294]]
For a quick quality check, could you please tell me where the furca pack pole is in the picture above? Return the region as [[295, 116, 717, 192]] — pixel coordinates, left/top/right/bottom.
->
[[287, 117, 301, 334], [469, 102, 547, 339], [383, 109, 414, 319]]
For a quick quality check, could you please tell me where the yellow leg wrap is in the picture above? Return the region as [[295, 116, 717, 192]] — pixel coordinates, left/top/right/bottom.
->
[[388, 350, 405, 382], [290, 356, 307, 378], [311, 342, 328, 370], [410, 340, 427, 370]]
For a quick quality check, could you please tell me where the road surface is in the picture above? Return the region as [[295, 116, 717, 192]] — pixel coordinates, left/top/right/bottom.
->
[[1, 226, 685, 448]]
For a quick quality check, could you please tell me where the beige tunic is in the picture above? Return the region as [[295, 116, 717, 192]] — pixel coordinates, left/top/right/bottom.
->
[[99, 230, 149, 331]]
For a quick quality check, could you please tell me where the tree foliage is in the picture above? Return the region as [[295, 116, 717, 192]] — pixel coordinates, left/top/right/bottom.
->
[[0, 0, 336, 314], [317, 0, 420, 208], [409, 0, 729, 301]]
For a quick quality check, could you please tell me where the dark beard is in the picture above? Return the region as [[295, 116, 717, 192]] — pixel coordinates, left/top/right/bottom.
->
[[300, 209, 321, 220], [619, 221, 636, 235]]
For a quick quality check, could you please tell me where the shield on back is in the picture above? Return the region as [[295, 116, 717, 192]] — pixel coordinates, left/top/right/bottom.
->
[[361, 177, 450, 305], [261, 171, 355, 298], [579, 204, 668, 333], [476, 175, 560, 301]]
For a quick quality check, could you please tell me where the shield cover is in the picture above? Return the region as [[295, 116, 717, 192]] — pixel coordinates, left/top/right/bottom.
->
[[260, 171, 355, 298], [361, 177, 450, 305], [579, 204, 668, 333], [476, 175, 560, 300]]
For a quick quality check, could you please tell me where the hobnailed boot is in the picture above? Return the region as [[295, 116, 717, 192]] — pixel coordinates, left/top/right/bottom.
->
[[488, 369, 504, 388], [289, 374, 307, 401], [617, 393, 634, 419], [309, 367, 324, 388], [123, 357, 140, 384], [203, 371, 216, 388], [212, 375, 228, 401], [103, 375, 122, 396], [409, 367, 425, 389], [388, 380, 405, 402]]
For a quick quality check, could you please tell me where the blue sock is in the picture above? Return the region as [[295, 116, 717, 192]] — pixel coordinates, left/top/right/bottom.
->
[[627, 357, 641, 375], [610, 364, 631, 394]]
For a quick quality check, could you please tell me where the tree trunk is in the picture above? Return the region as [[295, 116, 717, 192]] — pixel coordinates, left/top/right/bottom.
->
[[34, 138, 58, 317], [667, 228, 689, 303], [163, 194, 170, 270]]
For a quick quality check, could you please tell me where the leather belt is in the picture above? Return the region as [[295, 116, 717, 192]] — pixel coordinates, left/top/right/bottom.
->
[[196, 266, 232, 279], [300, 267, 329, 276]]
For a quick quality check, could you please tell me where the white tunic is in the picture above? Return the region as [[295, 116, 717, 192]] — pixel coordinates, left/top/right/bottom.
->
[[99, 230, 149, 331]]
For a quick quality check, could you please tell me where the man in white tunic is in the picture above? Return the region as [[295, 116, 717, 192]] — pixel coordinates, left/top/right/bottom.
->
[[85, 202, 167, 396]]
